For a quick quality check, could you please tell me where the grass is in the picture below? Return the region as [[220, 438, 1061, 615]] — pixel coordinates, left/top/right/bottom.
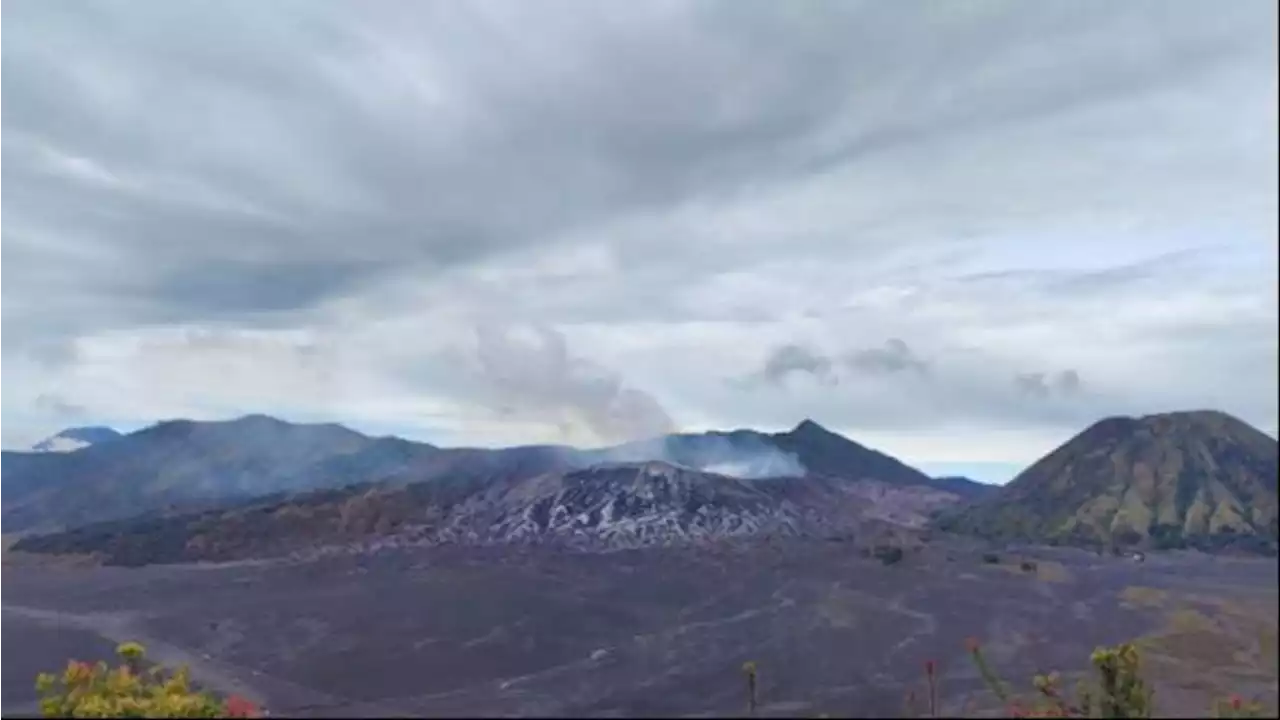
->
[[1120, 586, 1170, 610], [3, 544, 101, 569], [1119, 588, 1280, 714], [734, 581, 1278, 718], [1142, 608, 1239, 667]]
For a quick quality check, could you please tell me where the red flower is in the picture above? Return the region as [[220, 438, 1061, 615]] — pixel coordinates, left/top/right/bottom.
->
[[224, 695, 261, 718], [65, 660, 94, 682], [924, 659, 936, 676], [1230, 695, 1243, 710], [965, 637, 981, 653]]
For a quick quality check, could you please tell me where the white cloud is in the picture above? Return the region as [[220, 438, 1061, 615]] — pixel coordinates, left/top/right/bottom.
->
[[3, 1, 1276, 473]]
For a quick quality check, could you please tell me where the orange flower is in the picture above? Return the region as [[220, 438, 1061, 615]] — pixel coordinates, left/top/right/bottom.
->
[[224, 695, 261, 718]]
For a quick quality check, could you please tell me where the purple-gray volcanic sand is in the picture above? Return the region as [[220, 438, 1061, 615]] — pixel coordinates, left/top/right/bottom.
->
[[3, 541, 1276, 717]]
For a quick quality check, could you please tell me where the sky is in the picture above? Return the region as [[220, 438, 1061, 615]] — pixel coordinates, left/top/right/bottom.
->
[[2, 0, 1277, 484]]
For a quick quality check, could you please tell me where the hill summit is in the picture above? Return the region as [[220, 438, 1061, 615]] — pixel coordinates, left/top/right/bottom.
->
[[31, 426, 122, 453], [935, 410, 1279, 553]]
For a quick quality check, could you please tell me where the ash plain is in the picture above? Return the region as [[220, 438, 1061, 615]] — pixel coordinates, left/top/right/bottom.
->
[[3, 539, 1276, 717]]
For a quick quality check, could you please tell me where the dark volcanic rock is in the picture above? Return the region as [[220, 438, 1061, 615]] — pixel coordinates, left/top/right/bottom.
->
[[12, 460, 963, 566]]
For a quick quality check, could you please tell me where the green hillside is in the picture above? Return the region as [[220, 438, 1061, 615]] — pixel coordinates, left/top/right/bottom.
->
[[935, 411, 1279, 554]]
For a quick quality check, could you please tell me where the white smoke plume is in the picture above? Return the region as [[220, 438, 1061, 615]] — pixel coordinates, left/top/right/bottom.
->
[[469, 322, 809, 478], [700, 452, 806, 479], [471, 322, 676, 445], [590, 432, 807, 479]]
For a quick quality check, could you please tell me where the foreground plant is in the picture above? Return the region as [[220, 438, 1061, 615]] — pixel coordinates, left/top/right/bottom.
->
[[960, 639, 1154, 717], [961, 638, 1267, 719], [754, 637, 1275, 718], [743, 660, 759, 715], [35, 642, 262, 718], [1213, 695, 1269, 719]]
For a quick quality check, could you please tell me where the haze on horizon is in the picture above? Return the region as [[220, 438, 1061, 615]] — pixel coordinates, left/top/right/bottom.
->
[[2, 0, 1277, 484]]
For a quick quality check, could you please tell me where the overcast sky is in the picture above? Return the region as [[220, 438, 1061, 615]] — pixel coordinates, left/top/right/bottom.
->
[[3, 0, 1276, 482]]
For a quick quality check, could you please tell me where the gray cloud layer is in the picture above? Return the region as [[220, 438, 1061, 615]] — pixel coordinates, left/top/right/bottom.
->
[[761, 344, 837, 386], [3, 0, 1276, 467], [1014, 370, 1082, 399], [847, 339, 931, 377]]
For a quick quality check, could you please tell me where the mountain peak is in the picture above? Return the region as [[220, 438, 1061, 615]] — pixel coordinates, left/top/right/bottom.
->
[[1139, 409, 1258, 432], [788, 418, 835, 437], [767, 419, 934, 487], [1077, 411, 1274, 449], [231, 413, 290, 426], [31, 426, 121, 453]]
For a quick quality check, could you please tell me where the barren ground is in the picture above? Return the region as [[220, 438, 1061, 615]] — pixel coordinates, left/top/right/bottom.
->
[[3, 540, 1276, 717]]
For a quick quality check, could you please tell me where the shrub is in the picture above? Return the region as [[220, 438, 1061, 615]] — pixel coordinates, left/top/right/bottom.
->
[[958, 638, 1267, 719], [35, 642, 261, 718], [982, 553, 1001, 564], [1020, 561, 1037, 573], [874, 545, 905, 566], [1149, 523, 1187, 551], [1113, 529, 1144, 548]]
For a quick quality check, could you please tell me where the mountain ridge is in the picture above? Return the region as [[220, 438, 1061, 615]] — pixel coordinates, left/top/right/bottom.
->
[[2, 414, 981, 534], [2, 415, 375, 532], [12, 409, 1278, 564], [10, 458, 961, 566]]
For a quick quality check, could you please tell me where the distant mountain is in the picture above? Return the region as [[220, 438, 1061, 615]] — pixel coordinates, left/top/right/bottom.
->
[[3, 415, 977, 536], [934, 411, 1279, 554], [11, 460, 963, 566], [2, 415, 381, 532], [594, 419, 989, 497], [771, 419, 920, 480], [926, 476, 997, 501], [30, 426, 122, 453], [7, 415, 994, 564]]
